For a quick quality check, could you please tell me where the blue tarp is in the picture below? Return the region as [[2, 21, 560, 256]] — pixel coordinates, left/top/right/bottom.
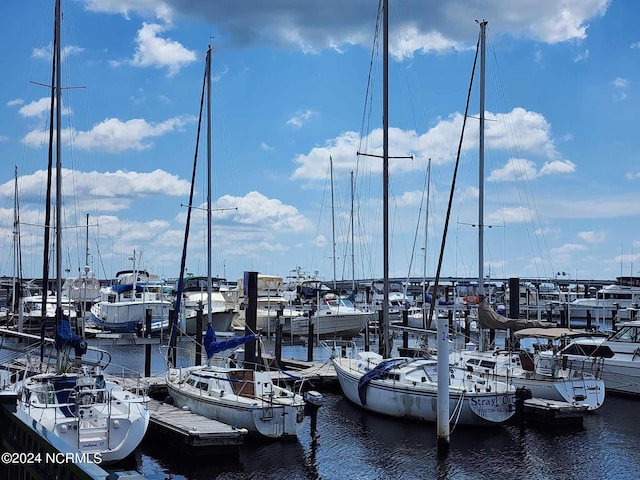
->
[[357, 358, 408, 407], [55, 311, 87, 357], [203, 324, 255, 359]]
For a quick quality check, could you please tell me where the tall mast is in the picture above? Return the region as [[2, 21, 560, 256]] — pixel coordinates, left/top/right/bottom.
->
[[54, 0, 62, 310], [330, 155, 336, 290], [206, 45, 213, 326], [478, 21, 487, 297], [12, 166, 21, 312], [422, 158, 431, 328], [381, 0, 390, 357], [85, 213, 90, 270], [350, 170, 355, 292]]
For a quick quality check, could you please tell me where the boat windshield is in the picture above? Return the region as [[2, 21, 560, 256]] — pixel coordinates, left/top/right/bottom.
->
[[609, 325, 640, 343]]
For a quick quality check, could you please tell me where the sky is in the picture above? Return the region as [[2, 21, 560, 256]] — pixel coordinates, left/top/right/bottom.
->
[[0, 0, 638, 287]]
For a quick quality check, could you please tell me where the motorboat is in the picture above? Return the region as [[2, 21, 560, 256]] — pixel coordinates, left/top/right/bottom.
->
[[284, 293, 371, 339], [559, 320, 640, 396]]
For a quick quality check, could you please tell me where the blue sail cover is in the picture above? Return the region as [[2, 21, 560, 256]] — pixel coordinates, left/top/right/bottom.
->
[[357, 358, 408, 407], [203, 324, 255, 359], [55, 311, 87, 357]]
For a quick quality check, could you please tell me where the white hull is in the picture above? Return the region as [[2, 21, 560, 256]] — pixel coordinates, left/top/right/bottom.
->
[[560, 322, 640, 396], [452, 349, 605, 411], [286, 311, 370, 338], [166, 365, 306, 439], [332, 354, 515, 426], [16, 372, 149, 464]]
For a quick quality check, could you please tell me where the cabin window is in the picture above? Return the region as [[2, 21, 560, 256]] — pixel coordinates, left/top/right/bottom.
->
[[186, 378, 196, 386], [196, 382, 208, 391], [479, 360, 495, 369]]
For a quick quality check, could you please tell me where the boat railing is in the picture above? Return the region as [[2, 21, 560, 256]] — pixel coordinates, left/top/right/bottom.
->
[[104, 362, 150, 400]]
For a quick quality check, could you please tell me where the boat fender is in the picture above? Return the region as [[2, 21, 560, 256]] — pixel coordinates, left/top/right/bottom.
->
[[165, 395, 174, 405]]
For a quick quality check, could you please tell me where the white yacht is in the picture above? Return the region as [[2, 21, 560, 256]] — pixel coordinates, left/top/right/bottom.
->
[[569, 277, 640, 321], [560, 320, 640, 396]]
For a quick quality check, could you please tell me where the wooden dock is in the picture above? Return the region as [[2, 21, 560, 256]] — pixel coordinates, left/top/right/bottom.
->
[[260, 354, 339, 389], [145, 399, 247, 453]]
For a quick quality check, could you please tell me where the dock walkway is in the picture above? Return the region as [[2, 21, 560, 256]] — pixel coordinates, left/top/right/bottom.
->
[[145, 398, 246, 452]]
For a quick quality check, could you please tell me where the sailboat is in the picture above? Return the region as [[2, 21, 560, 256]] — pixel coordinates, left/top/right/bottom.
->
[[165, 47, 315, 438], [447, 23, 605, 412], [332, 8, 516, 427], [9, 0, 149, 463]]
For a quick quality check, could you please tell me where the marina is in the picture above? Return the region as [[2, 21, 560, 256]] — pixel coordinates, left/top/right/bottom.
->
[[2, 1, 640, 479]]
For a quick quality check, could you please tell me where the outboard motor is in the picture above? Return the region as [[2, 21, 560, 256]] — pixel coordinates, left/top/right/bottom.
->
[[304, 391, 324, 438], [515, 386, 533, 430]]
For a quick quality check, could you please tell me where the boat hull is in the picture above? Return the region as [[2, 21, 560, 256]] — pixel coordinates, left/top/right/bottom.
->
[[165, 367, 305, 439], [332, 357, 514, 426]]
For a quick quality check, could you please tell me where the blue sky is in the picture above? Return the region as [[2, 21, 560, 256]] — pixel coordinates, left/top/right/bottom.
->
[[0, 0, 638, 286]]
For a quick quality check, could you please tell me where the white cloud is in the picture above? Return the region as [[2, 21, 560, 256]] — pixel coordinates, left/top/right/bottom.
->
[[18, 97, 71, 118], [215, 191, 312, 232], [539, 159, 576, 175], [7, 99, 24, 107], [578, 231, 606, 243], [23, 115, 194, 153], [122, 22, 196, 76], [293, 107, 562, 181], [551, 243, 588, 254], [485, 206, 535, 224], [287, 109, 315, 129], [488, 158, 537, 182], [613, 77, 629, 88], [574, 49, 589, 62]]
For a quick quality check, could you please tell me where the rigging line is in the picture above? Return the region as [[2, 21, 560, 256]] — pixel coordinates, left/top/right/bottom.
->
[[404, 169, 430, 292], [428, 28, 480, 325], [487, 28, 554, 278], [170, 45, 209, 355]]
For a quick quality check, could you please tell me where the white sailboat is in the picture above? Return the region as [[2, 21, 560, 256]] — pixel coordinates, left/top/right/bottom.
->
[[165, 46, 321, 439], [11, 0, 149, 463], [332, 8, 515, 427]]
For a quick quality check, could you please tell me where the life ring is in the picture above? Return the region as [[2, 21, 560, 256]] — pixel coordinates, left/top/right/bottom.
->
[[464, 295, 481, 305]]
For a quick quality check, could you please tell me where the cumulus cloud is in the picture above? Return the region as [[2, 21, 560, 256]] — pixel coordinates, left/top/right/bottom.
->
[[23, 115, 194, 153], [80, 0, 610, 56], [18, 97, 71, 118], [1, 168, 189, 211], [293, 107, 562, 181], [215, 191, 312, 232], [109, 22, 196, 76]]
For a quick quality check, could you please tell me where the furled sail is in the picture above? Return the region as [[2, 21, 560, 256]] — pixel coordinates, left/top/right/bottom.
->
[[477, 298, 553, 331]]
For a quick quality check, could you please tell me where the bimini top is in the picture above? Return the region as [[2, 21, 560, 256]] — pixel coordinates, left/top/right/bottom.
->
[[513, 327, 606, 340]]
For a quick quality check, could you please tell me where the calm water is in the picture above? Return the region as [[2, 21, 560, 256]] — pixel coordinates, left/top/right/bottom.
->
[[95, 339, 640, 480]]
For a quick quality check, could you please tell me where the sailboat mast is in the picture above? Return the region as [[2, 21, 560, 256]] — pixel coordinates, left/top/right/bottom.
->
[[381, 0, 390, 357], [13, 166, 20, 312], [55, 0, 63, 311], [350, 170, 355, 292], [478, 20, 487, 297], [206, 45, 213, 326], [330, 155, 337, 290], [422, 159, 431, 328], [85, 213, 90, 269]]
